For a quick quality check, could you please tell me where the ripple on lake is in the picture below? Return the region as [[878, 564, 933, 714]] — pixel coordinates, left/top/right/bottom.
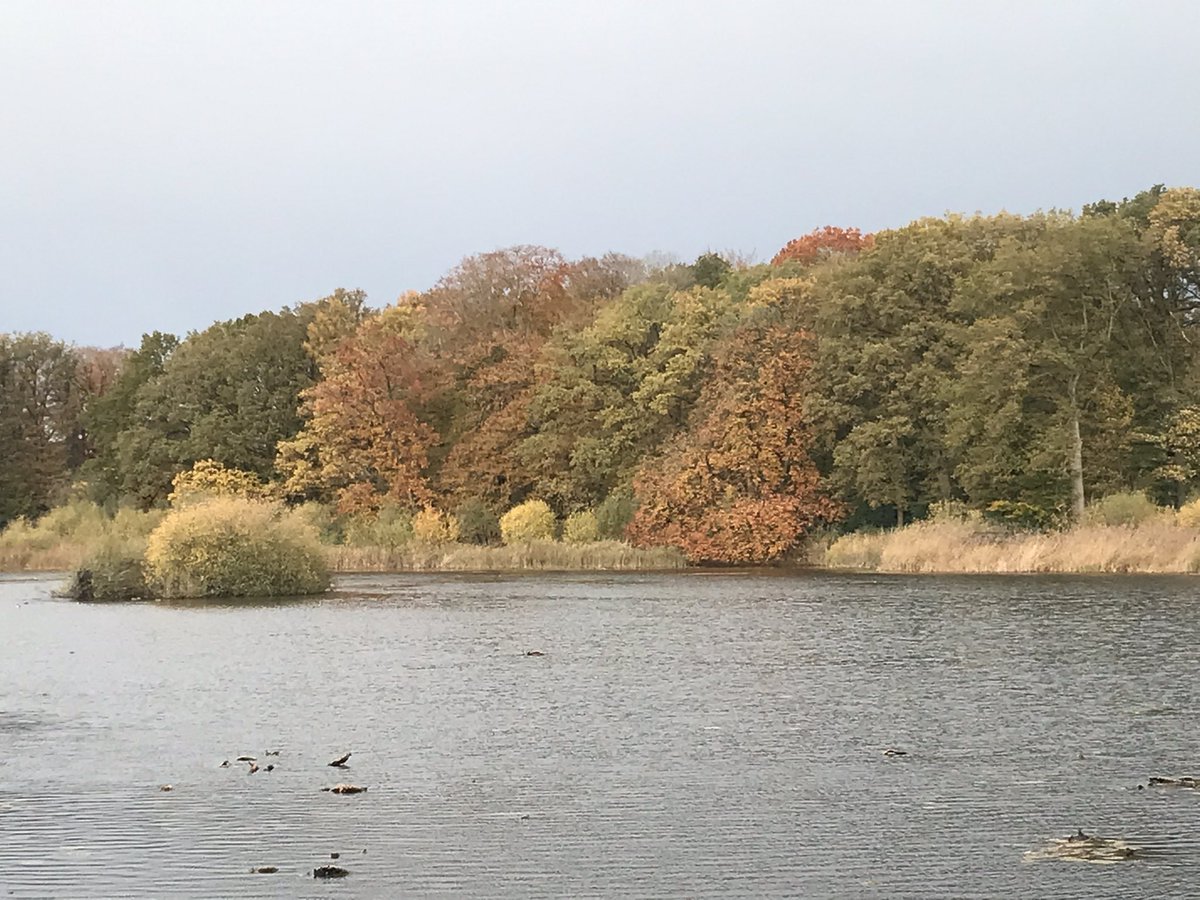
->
[[1, 571, 1199, 897]]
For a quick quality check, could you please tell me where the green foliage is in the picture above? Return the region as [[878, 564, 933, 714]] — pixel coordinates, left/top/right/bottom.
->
[[1083, 492, 1162, 527], [109, 310, 316, 508], [80, 331, 177, 506], [562, 509, 600, 543], [144, 497, 329, 598], [499, 499, 556, 544], [595, 488, 636, 540], [454, 498, 500, 545], [0, 333, 85, 525], [689, 252, 732, 289], [982, 500, 1057, 531]]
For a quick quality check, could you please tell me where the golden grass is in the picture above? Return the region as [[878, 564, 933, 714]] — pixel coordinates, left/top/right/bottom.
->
[[327, 540, 687, 572], [824, 519, 1200, 574]]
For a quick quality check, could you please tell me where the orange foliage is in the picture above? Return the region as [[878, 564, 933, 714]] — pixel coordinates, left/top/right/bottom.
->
[[627, 326, 839, 564], [298, 314, 438, 512], [770, 226, 873, 267]]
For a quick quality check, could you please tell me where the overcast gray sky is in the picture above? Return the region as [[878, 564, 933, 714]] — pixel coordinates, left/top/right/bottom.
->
[[2, 1, 1197, 347]]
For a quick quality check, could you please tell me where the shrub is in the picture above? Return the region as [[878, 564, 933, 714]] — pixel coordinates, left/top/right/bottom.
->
[[595, 488, 636, 540], [168, 459, 270, 507], [454, 498, 501, 545], [343, 504, 414, 549], [35, 499, 109, 540], [144, 497, 329, 598], [1178, 497, 1200, 528], [562, 509, 600, 543], [63, 536, 148, 601], [499, 499, 556, 544], [1084, 492, 1162, 527], [413, 506, 461, 543]]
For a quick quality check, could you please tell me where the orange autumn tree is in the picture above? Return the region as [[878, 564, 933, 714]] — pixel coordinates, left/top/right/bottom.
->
[[770, 225, 873, 267], [627, 324, 839, 564], [277, 305, 437, 513]]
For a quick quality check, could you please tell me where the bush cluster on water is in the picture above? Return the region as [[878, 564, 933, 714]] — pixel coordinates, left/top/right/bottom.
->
[[144, 497, 330, 598], [63, 536, 149, 601]]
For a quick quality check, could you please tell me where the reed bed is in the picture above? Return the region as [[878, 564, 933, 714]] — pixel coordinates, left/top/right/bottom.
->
[[327, 540, 686, 572], [824, 520, 1200, 574]]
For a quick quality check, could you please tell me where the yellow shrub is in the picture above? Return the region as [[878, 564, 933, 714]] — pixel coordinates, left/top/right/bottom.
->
[[562, 509, 600, 543], [1083, 492, 1163, 527], [499, 499, 556, 544], [145, 497, 329, 598], [168, 459, 270, 508], [412, 506, 461, 543], [1178, 498, 1200, 528]]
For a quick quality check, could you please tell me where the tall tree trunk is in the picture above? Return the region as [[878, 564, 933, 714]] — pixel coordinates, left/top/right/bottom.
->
[[1068, 375, 1085, 520]]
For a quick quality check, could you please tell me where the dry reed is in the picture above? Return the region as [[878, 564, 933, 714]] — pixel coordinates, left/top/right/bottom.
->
[[327, 540, 686, 572], [824, 519, 1200, 574]]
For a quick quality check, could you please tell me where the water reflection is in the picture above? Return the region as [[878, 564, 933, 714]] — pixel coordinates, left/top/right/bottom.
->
[[1, 571, 1199, 897]]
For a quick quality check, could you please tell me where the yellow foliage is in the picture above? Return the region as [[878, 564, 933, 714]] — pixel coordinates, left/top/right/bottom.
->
[[145, 496, 329, 598], [1178, 498, 1200, 528], [412, 506, 461, 543], [169, 459, 269, 508], [562, 509, 600, 543], [499, 499, 556, 544]]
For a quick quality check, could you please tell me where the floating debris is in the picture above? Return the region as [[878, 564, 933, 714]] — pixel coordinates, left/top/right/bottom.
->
[[219, 760, 230, 768], [330, 852, 340, 859], [264, 764, 275, 772], [264, 749, 281, 756], [322, 783, 368, 795], [1147, 776, 1199, 789], [236, 756, 256, 762], [158, 785, 173, 792], [314, 865, 350, 878], [1025, 831, 1143, 864], [247, 763, 259, 774], [328, 752, 351, 768], [525, 650, 546, 657], [251, 866, 278, 874], [882, 748, 908, 757]]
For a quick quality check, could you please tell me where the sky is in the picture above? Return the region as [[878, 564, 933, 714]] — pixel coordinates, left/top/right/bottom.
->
[[2, 1, 1198, 347]]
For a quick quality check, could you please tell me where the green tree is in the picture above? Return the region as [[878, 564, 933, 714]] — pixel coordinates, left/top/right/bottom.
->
[[949, 214, 1143, 517], [0, 333, 84, 524], [113, 311, 316, 507], [80, 331, 178, 505]]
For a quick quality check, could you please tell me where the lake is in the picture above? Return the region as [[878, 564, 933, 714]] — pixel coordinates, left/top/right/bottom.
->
[[1, 570, 1198, 897]]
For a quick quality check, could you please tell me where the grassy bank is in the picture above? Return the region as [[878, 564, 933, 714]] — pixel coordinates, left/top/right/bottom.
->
[[823, 520, 1200, 574]]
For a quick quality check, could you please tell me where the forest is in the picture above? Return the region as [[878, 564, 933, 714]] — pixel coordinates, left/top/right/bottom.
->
[[3, 184, 1200, 567]]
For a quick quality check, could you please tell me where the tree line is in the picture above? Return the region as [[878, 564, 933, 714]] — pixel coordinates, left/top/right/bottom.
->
[[3, 185, 1198, 563]]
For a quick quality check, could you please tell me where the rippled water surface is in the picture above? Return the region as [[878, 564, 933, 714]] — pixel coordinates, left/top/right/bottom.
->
[[2, 570, 1200, 897]]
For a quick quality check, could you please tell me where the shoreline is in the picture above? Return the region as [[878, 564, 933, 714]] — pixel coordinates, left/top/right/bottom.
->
[[8, 521, 1200, 578]]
